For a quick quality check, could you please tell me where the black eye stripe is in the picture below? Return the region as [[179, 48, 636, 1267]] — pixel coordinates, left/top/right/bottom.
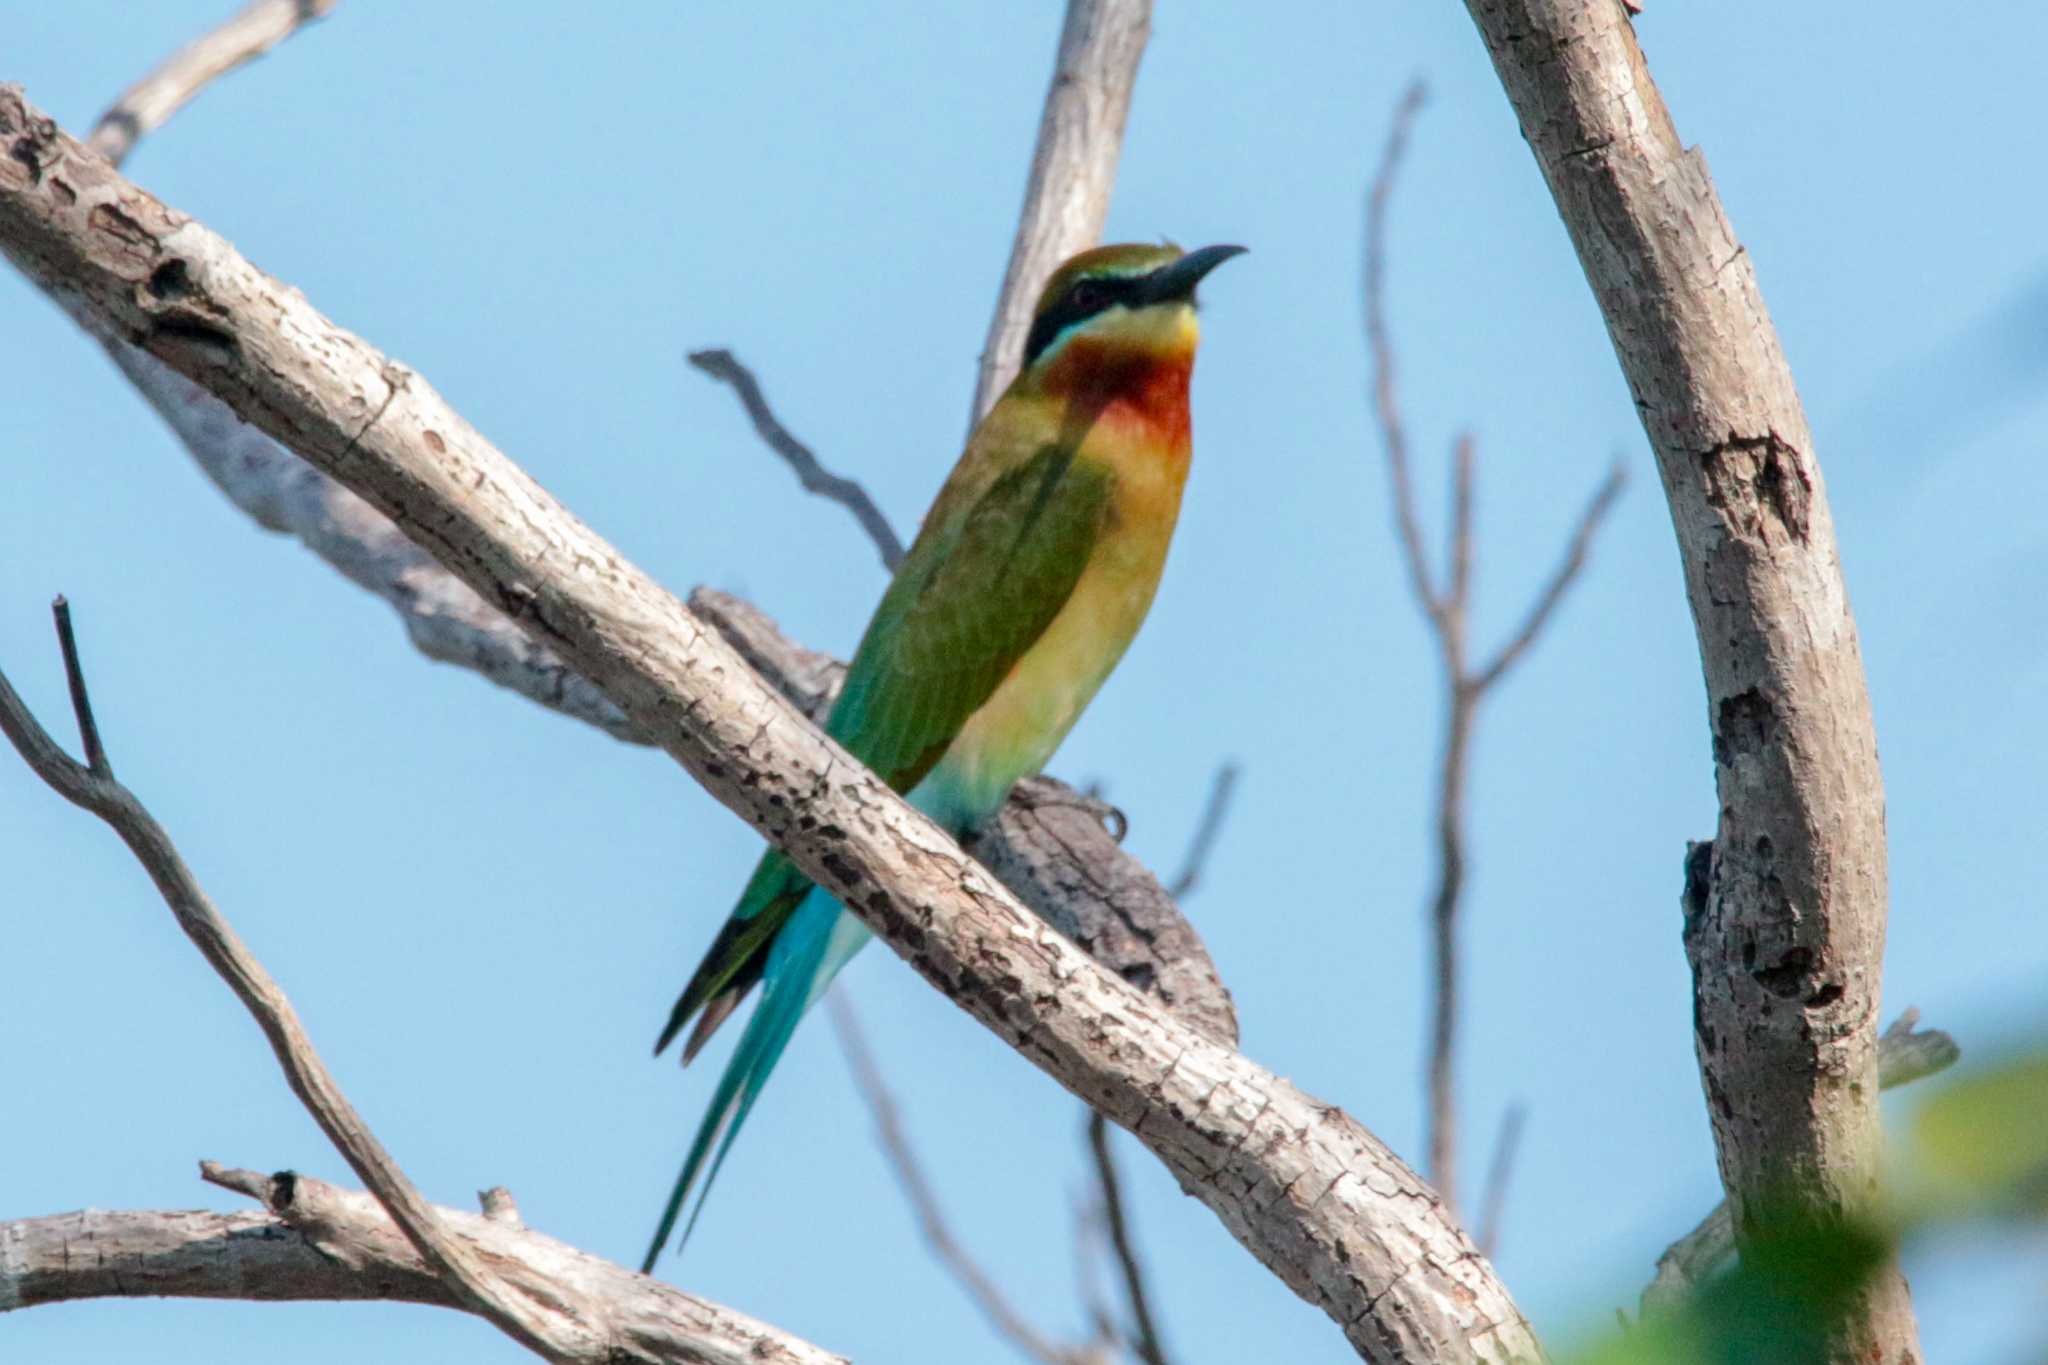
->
[[1022, 273, 1145, 365]]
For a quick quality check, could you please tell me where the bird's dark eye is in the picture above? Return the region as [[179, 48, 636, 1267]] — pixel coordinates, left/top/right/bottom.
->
[[1068, 280, 1109, 313]]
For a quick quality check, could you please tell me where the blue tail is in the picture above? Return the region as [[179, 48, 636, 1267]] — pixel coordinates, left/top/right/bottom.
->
[[640, 886, 870, 1270]]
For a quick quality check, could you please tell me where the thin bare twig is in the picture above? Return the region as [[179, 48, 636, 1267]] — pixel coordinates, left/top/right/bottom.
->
[[1166, 761, 1240, 899], [1474, 1103, 1527, 1259], [0, 603, 594, 1362], [828, 991, 1103, 1365], [89, 0, 339, 167], [1086, 1113, 1171, 1365], [688, 348, 906, 572], [1364, 78, 1625, 1215], [1469, 463, 1628, 694], [49, 595, 109, 776]]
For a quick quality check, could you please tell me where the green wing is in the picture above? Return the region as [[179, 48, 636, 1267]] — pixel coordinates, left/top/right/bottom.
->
[[657, 442, 1111, 1060], [828, 442, 1111, 790]]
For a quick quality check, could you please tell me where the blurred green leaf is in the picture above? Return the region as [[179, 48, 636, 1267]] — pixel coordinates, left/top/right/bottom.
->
[[1913, 1049, 2048, 1218], [1573, 1214, 1890, 1364]]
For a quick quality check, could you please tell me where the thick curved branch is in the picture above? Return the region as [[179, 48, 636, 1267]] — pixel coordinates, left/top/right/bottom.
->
[[88, 0, 339, 165], [1637, 1009, 1960, 1319], [0, 1167, 845, 1365], [970, 0, 1151, 423], [1458, 3, 1913, 1358], [0, 91, 1539, 1363]]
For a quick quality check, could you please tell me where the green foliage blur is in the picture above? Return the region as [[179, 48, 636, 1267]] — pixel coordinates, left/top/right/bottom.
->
[[1565, 1043, 2048, 1364]]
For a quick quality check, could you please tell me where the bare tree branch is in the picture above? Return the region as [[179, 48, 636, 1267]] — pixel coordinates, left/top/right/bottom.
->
[[1364, 78, 1622, 1215], [829, 993, 1104, 1365], [0, 93, 1541, 1361], [0, 1166, 847, 1365], [1165, 762, 1240, 900], [1458, 3, 1918, 1355], [1636, 1011, 1959, 1319], [1085, 1113, 1170, 1365], [88, 0, 339, 166], [971, 0, 1152, 423], [688, 348, 906, 572], [0, 602, 610, 1361]]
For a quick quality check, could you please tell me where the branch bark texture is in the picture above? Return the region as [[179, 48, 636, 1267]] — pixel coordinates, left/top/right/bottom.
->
[[970, 0, 1150, 422], [1457, 3, 1913, 1358], [0, 1169, 845, 1365], [0, 88, 1538, 1363]]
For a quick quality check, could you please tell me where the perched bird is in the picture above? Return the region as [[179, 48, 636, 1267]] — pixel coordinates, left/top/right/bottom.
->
[[644, 241, 1244, 1269]]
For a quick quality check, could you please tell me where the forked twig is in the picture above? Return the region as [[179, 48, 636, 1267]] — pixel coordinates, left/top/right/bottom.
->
[[1365, 78, 1626, 1214]]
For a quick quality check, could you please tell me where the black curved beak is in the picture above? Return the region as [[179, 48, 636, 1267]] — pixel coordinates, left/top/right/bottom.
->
[[1140, 243, 1248, 304]]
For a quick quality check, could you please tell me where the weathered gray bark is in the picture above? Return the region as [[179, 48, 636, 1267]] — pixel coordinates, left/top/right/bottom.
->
[[1457, 2, 1915, 1358], [970, 0, 1150, 422], [0, 87, 1539, 1363], [0, 1169, 845, 1365]]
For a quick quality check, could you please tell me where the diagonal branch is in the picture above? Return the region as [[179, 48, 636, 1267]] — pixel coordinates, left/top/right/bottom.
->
[[1458, 2, 1916, 1358], [0, 91, 1540, 1362], [688, 348, 905, 572], [1165, 761, 1240, 900], [829, 992, 1104, 1365], [1, 1166, 847, 1364], [88, 0, 339, 166], [971, 0, 1152, 423]]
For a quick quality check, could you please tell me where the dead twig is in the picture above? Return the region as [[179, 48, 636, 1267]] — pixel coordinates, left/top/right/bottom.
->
[[1086, 1113, 1171, 1365], [1365, 78, 1626, 1214], [688, 348, 906, 572], [0, 600, 595, 1362], [90, 0, 340, 167], [1473, 1103, 1527, 1259], [828, 991, 1105, 1365], [1166, 762, 1240, 900]]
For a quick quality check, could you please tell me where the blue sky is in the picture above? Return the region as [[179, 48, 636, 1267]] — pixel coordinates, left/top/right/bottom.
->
[[4, 3, 2044, 1361]]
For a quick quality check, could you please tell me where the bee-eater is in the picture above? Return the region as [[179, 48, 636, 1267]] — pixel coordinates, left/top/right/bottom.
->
[[643, 241, 1244, 1268]]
